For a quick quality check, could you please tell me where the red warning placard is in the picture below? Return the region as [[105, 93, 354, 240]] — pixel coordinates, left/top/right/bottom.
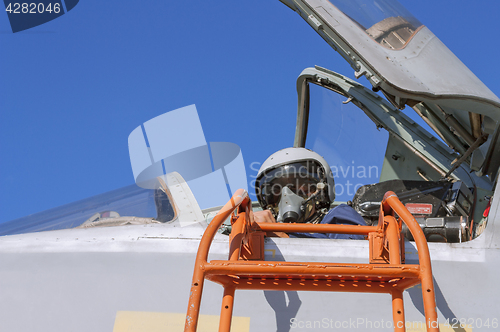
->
[[405, 203, 433, 215]]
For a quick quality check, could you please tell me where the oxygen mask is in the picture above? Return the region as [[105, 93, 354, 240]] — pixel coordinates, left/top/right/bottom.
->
[[276, 186, 305, 223]]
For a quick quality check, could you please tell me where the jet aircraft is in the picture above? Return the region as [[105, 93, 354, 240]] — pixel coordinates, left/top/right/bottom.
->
[[0, 1, 499, 331]]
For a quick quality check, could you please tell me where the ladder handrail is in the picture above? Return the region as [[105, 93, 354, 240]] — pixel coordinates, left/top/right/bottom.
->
[[381, 191, 439, 331], [185, 189, 249, 332]]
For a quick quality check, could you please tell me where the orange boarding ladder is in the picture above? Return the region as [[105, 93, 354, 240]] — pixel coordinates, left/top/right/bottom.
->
[[184, 189, 439, 332]]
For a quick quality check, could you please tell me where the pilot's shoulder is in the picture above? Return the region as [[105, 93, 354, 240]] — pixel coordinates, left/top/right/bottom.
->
[[323, 204, 366, 226]]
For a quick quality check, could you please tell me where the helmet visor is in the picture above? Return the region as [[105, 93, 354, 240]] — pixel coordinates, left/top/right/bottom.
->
[[258, 161, 325, 207]]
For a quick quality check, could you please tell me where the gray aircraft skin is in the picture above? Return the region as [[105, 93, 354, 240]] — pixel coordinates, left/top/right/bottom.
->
[[1, 1, 499, 331]]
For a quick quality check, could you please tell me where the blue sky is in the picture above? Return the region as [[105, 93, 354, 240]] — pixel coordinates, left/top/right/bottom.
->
[[1, 0, 499, 223]]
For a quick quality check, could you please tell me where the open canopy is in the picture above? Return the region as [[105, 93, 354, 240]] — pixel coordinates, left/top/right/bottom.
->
[[281, 0, 500, 179]]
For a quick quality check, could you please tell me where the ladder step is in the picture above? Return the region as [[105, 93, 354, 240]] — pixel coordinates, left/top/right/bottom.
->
[[206, 260, 421, 279], [206, 275, 421, 293]]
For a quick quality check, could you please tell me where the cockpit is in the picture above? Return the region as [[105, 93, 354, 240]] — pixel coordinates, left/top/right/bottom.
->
[[1, 0, 498, 249], [292, 65, 494, 243]]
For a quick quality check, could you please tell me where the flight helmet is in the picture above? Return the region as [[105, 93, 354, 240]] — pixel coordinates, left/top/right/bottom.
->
[[255, 147, 335, 223]]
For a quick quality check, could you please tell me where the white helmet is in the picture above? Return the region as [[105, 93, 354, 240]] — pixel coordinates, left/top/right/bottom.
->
[[255, 147, 335, 222]]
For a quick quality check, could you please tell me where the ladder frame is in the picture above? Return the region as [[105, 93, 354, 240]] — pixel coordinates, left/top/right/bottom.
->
[[184, 189, 439, 332]]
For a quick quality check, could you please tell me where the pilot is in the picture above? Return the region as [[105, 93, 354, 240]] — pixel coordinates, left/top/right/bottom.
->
[[253, 147, 366, 239]]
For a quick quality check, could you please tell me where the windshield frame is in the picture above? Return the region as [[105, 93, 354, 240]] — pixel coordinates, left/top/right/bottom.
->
[[293, 66, 481, 187]]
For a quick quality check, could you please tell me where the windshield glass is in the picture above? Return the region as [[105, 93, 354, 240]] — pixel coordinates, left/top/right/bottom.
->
[[305, 84, 389, 202], [0, 105, 247, 236], [0, 184, 168, 236], [328, 0, 422, 49]]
